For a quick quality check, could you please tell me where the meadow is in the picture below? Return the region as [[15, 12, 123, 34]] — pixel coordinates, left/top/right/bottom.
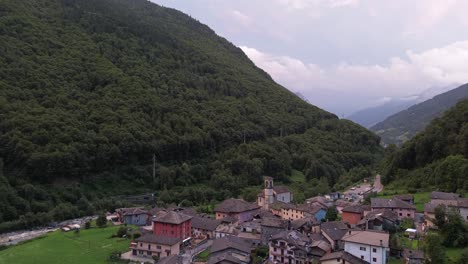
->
[[0, 224, 131, 264]]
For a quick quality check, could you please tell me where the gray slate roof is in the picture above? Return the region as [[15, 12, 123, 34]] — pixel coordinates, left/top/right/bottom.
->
[[153, 211, 192, 224], [430, 191, 460, 200], [320, 251, 370, 264], [321, 221, 349, 241], [134, 234, 182, 246], [371, 198, 415, 210], [210, 236, 251, 255], [215, 199, 259, 213], [158, 255, 184, 264], [192, 216, 221, 231]]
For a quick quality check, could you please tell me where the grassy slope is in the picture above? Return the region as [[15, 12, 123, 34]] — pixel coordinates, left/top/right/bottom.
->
[[0, 225, 130, 264]]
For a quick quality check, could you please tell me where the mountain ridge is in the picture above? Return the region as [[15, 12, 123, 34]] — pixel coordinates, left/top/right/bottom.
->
[[371, 83, 468, 145], [0, 0, 381, 231]]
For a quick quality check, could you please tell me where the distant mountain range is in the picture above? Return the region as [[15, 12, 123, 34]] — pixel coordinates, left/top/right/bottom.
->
[[347, 84, 458, 128], [371, 83, 468, 146], [347, 99, 417, 128]]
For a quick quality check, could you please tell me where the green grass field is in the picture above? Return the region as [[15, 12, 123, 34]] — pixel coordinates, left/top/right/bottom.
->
[[0, 224, 131, 264]]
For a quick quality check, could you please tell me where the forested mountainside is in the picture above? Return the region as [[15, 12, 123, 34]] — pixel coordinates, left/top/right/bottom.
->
[[371, 83, 468, 146], [0, 0, 381, 231], [379, 100, 468, 192]]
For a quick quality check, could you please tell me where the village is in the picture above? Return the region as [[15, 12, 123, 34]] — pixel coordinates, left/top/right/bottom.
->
[[90, 176, 468, 264]]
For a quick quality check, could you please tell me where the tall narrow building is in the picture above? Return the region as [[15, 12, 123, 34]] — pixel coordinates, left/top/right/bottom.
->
[[258, 176, 293, 210]]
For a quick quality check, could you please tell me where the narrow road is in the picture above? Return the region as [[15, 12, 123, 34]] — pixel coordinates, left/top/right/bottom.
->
[[181, 239, 212, 264], [374, 174, 383, 193]]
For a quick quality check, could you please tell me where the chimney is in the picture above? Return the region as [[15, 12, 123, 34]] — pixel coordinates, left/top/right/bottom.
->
[[380, 239, 383, 246]]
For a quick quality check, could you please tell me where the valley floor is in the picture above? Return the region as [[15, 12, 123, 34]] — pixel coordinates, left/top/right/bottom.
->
[[0, 224, 130, 264]]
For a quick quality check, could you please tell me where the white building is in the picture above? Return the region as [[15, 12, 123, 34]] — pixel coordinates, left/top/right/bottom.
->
[[457, 198, 468, 222], [342, 230, 389, 264], [257, 176, 293, 210]]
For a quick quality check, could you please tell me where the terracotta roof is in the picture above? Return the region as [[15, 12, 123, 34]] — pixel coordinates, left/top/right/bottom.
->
[[210, 236, 251, 255], [192, 216, 221, 231], [371, 198, 415, 210], [430, 191, 460, 200], [153, 211, 192, 224], [134, 234, 182, 246], [342, 230, 389, 247], [321, 221, 349, 241], [320, 251, 369, 264], [215, 199, 259, 213], [273, 185, 290, 194]]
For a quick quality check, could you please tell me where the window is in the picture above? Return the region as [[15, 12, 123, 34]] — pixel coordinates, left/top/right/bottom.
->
[[148, 245, 151, 250], [157, 246, 161, 249], [373, 248, 377, 253], [373, 257, 377, 262], [140, 243, 143, 247], [336, 259, 341, 262], [361, 256, 364, 260], [360, 247, 366, 251], [407, 213, 410, 217], [399, 213, 402, 216]]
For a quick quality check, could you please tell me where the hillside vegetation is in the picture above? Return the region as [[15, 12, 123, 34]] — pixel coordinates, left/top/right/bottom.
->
[[371, 83, 468, 145], [380, 100, 468, 192], [0, 0, 381, 231]]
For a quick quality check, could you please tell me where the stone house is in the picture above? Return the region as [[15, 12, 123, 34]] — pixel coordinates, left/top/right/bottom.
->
[[371, 198, 415, 220], [130, 234, 181, 258], [116, 207, 149, 226]]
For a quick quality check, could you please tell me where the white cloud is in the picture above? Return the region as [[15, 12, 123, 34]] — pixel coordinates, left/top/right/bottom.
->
[[241, 41, 468, 113], [229, 10, 252, 27]]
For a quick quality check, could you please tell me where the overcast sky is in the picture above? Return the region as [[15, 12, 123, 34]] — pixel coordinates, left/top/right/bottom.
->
[[151, 0, 468, 115]]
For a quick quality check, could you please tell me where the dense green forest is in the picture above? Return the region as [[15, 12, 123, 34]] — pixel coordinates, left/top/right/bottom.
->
[[380, 99, 468, 192], [372, 83, 468, 146], [0, 0, 382, 232]]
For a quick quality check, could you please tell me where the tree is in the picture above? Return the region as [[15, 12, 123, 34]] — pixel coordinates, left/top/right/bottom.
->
[[325, 206, 338, 221], [441, 209, 468, 247], [457, 247, 468, 264], [116, 226, 128, 237], [96, 213, 107, 228], [434, 205, 446, 229], [424, 233, 446, 264]]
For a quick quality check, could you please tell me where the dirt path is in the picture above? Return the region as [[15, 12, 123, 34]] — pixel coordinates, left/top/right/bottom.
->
[[374, 174, 384, 193]]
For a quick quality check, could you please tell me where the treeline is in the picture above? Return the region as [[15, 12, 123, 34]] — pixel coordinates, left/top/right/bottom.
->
[[0, 0, 381, 231], [380, 99, 468, 192]]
